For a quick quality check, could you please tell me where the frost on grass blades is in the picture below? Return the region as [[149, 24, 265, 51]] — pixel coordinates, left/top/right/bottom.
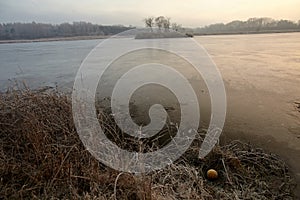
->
[[72, 28, 226, 173]]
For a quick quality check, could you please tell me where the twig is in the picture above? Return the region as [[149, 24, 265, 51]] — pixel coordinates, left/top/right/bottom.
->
[[221, 158, 232, 185], [114, 172, 125, 200]]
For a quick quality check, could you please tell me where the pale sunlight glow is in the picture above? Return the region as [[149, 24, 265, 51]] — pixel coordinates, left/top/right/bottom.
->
[[0, 0, 299, 26]]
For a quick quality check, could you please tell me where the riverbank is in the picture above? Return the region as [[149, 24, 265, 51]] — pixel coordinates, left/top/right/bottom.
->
[[0, 89, 296, 199]]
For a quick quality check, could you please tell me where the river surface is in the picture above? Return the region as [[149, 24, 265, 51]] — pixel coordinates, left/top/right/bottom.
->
[[1, 33, 300, 195]]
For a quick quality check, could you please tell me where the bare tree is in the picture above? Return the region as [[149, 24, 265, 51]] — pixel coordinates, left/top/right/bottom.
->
[[143, 17, 154, 31], [171, 23, 182, 32], [155, 16, 165, 31], [163, 17, 171, 31]]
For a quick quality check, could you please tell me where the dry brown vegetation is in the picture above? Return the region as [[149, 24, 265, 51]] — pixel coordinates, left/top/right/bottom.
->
[[0, 89, 296, 199]]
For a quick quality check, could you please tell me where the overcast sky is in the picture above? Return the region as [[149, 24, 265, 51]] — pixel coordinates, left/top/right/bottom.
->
[[0, 0, 299, 27]]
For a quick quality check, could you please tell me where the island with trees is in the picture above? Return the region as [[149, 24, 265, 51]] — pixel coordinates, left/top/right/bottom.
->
[[135, 16, 191, 39]]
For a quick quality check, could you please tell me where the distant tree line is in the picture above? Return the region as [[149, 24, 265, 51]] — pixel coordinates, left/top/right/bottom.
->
[[194, 18, 300, 35], [0, 22, 134, 40], [1, 18, 299, 40]]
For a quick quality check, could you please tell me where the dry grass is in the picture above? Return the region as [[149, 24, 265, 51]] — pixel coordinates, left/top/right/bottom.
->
[[0, 89, 296, 199]]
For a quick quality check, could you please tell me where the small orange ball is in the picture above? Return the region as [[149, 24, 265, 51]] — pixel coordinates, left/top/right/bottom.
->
[[207, 169, 218, 180]]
